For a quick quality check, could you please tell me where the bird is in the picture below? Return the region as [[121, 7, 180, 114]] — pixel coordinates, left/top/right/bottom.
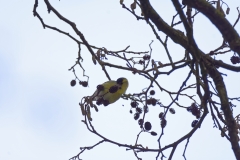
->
[[91, 77, 129, 106]]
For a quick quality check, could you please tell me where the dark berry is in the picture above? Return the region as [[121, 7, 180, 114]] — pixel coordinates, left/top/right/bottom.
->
[[191, 103, 197, 108], [169, 108, 175, 114], [109, 85, 118, 93], [134, 113, 140, 120], [139, 60, 144, 65], [80, 81, 88, 87], [97, 85, 104, 91], [146, 99, 152, 105], [136, 107, 142, 114], [191, 120, 198, 127], [230, 56, 240, 64], [191, 107, 199, 116], [131, 101, 138, 108], [70, 80, 76, 86], [150, 131, 157, 136], [161, 118, 167, 128], [130, 110, 132, 114], [143, 54, 150, 60], [103, 99, 109, 106], [150, 90, 155, 95], [96, 98, 103, 105], [187, 106, 192, 112], [144, 122, 152, 131], [159, 112, 164, 119], [196, 111, 201, 119], [152, 98, 157, 106], [138, 119, 143, 125], [190, 103, 198, 115]]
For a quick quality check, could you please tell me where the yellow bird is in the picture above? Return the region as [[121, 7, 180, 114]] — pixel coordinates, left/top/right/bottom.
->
[[91, 77, 129, 106]]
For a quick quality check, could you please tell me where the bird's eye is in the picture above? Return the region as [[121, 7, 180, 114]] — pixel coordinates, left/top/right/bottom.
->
[[117, 78, 124, 85]]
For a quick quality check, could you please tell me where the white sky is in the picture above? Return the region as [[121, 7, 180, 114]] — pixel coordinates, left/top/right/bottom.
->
[[0, 0, 240, 160]]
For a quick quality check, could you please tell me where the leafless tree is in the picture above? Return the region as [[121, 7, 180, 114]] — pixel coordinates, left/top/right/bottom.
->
[[33, 0, 240, 159]]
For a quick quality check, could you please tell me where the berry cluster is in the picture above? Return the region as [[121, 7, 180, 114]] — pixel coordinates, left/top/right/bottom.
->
[[94, 84, 119, 107], [159, 112, 167, 128], [187, 103, 201, 119], [129, 90, 161, 135], [187, 103, 201, 127], [146, 98, 157, 106], [80, 81, 88, 87], [137, 54, 151, 65], [96, 98, 109, 106], [70, 79, 88, 87], [130, 101, 157, 134]]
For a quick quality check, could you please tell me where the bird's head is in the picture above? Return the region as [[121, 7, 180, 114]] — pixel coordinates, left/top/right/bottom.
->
[[116, 77, 128, 92], [117, 77, 128, 85]]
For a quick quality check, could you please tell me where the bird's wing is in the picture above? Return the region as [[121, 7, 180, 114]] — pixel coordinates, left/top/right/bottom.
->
[[91, 80, 116, 101]]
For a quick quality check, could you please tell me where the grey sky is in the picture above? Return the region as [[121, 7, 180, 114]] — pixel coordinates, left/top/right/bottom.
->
[[0, 1, 240, 160]]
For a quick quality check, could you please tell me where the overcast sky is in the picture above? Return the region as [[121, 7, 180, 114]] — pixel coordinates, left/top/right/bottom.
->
[[0, 0, 240, 160]]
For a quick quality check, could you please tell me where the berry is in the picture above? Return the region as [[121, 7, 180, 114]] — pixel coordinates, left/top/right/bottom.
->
[[97, 85, 104, 91], [139, 60, 144, 65], [191, 120, 198, 127], [150, 90, 155, 95], [144, 122, 152, 131], [187, 103, 201, 118], [159, 112, 164, 119], [143, 54, 150, 60], [131, 101, 138, 108], [130, 110, 132, 114], [150, 131, 157, 136], [190, 103, 198, 114], [169, 108, 175, 114], [191, 107, 198, 116], [136, 107, 142, 114], [152, 98, 157, 106], [80, 81, 88, 87], [70, 80, 76, 86], [230, 56, 240, 64], [146, 99, 152, 105], [134, 113, 140, 120], [161, 118, 167, 128], [103, 99, 109, 106], [186, 106, 192, 112], [196, 111, 201, 119], [96, 98, 103, 105], [138, 119, 143, 125]]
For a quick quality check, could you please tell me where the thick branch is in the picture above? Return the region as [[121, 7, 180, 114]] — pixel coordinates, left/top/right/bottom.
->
[[206, 62, 240, 159], [183, 0, 240, 56]]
